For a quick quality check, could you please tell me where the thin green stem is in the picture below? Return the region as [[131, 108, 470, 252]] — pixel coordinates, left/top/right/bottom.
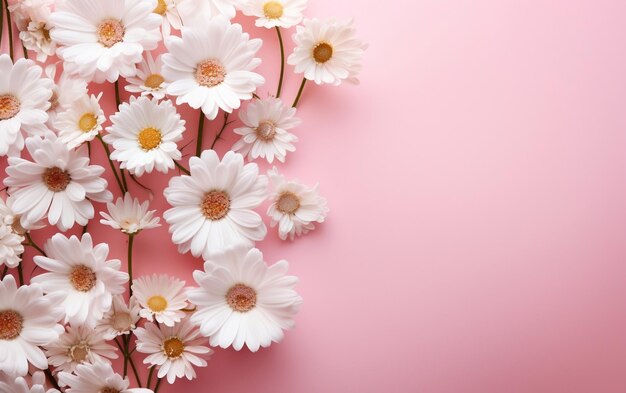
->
[[120, 168, 128, 191], [3, 0, 13, 60], [195, 110, 205, 156], [25, 232, 46, 256], [114, 80, 121, 108], [96, 135, 126, 193], [210, 112, 231, 150], [127, 234, 134, 295], [146, 366, 155, 389], [128, 346, 142, 387], [44, 368, 61, 391], [292, 78, 307, 108], [22, 43, 27, 59], [153, 377, 163, 393], [87, 140, 91, 157], [275, 27, 285, 98], [174, 160, 190, 175], [122, 336, 129, 377], [16, 263, 24, 285], [129, 173, 152, 192]]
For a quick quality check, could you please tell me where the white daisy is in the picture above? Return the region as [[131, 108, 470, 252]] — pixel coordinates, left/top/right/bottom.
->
[[50, 0, 162, 83], [54, 93, 105, 149], [288, 18, 367, 85], [0, 224, 24, 269], [0, 194, 46, 235], [125, 53, 169, 100], [162, 16, 265, 120], [232, 97, 300, 163], [188, 246, 302, 352], [177, 0, 240, 23], [0, 371, 60, 393], [45, 65, 89, 127], [132, 274, 188, 327], [152, 0, 182, 37], [100, 192, 161, 234], [104, 96, 185, 176], [163, 150, 268, 259], [32, 233, 128, 327], [0, 54, 52, 157], [58, 360, 152, 393], [45, 324, 118, 373], [98, 295, 141, 340], [0, 274, 64, 376], [242, 0, 307, 29], [10, 0, 57, 62], [267, 168, 328, 240], [4, 133, 112, 231], [134, 318, 212, 384]]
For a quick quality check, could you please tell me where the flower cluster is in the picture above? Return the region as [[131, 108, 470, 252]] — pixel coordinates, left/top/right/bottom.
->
[[0, 0, 364, 391]]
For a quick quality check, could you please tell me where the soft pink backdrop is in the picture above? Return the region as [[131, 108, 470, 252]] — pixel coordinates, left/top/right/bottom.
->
[[4, 0, 626, 392]]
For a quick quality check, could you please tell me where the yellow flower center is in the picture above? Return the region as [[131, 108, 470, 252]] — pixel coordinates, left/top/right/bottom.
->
[[263, 1, 284, 19], [277, 191, 301, 214], [0, 310, 23, 340], [97, 19, 125, 48], [147, 295, 168, 312], [163, 337, 185, 358], [144, 73, 165, 89], [201, 190, 230, 220], [69, 342, 90, 362], [0, 94, 20, 120], [195, 59, 226, 88], [153, 0, 167, 15], [42, 167, 71, 192], [226, 284, 257, 312], [137, 127, 162, 150], [69, 265, 97, 292], [78, 113, 97, 132], [313, 42, 333, 63]]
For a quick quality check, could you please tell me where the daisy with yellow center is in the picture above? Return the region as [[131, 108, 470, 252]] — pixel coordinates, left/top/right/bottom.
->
[[126, 53, 170, 100], [243, 0, 308, 29], [55, 93, 105, 149], [151, 0, 183, 37], [132, 274, 188, 327]]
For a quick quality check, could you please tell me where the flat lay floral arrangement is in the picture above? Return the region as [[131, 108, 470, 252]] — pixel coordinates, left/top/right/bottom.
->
[[0, 0, 365, 391]]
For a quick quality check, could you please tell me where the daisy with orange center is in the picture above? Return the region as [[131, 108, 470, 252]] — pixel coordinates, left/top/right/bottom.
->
[[55, 93, 105, 149], [242, 0, 308, 29], [126, 53, 170, 100]]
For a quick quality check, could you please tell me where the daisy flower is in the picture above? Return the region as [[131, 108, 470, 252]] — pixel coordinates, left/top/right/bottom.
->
[[32, 233, 128, 327], [100, 193, 161, 234], [132, 274, 188, 326], [267, 168, 328, 240], [232, 97, 300, 163], [4, 133, 112, 231], [188, 246, 302, 352], [162, 16, 265, 120], [10, 0, 57, 62], [58, 360, 152, 393], [50, 0, 162, 83], [125, 53, 169, 100], [0, 275, 64, 376], [152, 0, 182, 37], [134, 318, 212, 384], [104, 96, 185, 176], [163, 150, 268, 259], [45, 65, 89, 127], [0, 224, 24, 269], [288, 18, 367, 85], [97, 295, 141, 340], [0, 54, 52, 157], [45, 324, 118, 373], [177, 0, 240, 23], [54, 93, 105, 149], [0, 371, 60, 393], [242, 0, 307, 29]]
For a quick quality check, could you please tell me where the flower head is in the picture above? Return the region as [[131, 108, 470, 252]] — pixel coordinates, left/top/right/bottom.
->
[[100, 193, 161, 234], [125, 53, 169, 100], [242, 0, 307, 29], [54, 93, 105, 149], [58, 360, 152, 393], [45, 324, 118, 373], [132, 274, 188, 327]]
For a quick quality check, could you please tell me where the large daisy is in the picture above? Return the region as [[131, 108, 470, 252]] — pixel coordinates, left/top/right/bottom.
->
[[134, 318, 212, 384], [32, 233, 128, 327], [163, 150, 268, 259], [45, 324, 118, 373], [0, 371, 59, 393], [50, 0, 162, 83], [132, 274, 188, 327], [288, 18, 367, 85], [0, 275, 64, 376], [97, 295, 140, 340], [232, 97, 300, 163], [104, 96, 185, 176], [0, 54, 52, 156], [54, 93, 105, 149], [57, 361, 151, 393], [4, 133, 112, 231], [242, 0, 307, 29], [100, 192, 161, 235], [161, 16, 265, 120], [188, 246, 302, 352], [125, 53, 169, 100]]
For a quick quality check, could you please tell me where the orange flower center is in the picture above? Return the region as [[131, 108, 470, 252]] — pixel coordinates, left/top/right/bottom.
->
[[153, 0, 167, 15], [226, 284, 257, 312], [195, 59, 226, 88], [147, 295, 168, 312], [42, 167, 71, 192], [0, 94, 20, 120], [137, 127, 162, 150], [163, 337, 185, 358], [201, 190, 230, 220], [263, 1, 284, 19], [144, 73, 165, 89], [69, 265, 97, 292], [100, 388, 120, 393], [313, 42, 333, 63], [78, 113, 97, 132], [0, 310, 23, 340], [97, 19, 124, 47]]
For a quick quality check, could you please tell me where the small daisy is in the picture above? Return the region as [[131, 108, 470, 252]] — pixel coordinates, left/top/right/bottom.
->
[[54, 93, 105, 149], [10, 0, 57, 62], [4, 133, 112, 231], [163, 150, 268, 259], [177, 0, 240, 23], [0, 275, 64, 376], [58, 360, 152, 393], [0, 54, 53, 156], [267, 168, 328, 240], [132, 274, 188, 327], [0, 224, 24, 269], [125, 53, 169, 100], [134, 318, 212, 384], [162, 16, 265, 120], [0, 371, 60, 393], [50, 0, 162, 83], [0, 194, 46, 235], [45, 65, 89, 127], [32, 233, 128, 327], [242, 0, 307, 29], [288, 18, 367, 85], [232, 97, 300, 163], [188, 246, 302, 352], [45, 324, 118, 373], [104, 96, 185, 176], [152, 0, 182, 37], [100, 193, 161, 234], [98, 295, 141, 340]]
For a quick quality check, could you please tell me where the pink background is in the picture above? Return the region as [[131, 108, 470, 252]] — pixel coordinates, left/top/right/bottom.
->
[[4, 0, 626, 392]]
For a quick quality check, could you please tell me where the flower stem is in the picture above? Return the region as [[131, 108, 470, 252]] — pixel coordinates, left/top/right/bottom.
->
[[22, 43, 27, 59], [16, 263, 24, 285], [146, 366, 155, 389], [153, 377, 163, 393], [44, 368, 61, 391], [3, 0, 14, 61], [25, 232, 46, 256], [195, 110, 206, 156], [292, 78, 307, 107], [120, 168, 128, 191], [174, 160, 190, 175], [275, 27, 285, 98], [122, 336, 129, 377], [127, 234, 134, 296], [96, 135, 126, 194], [210, 112, 231, 150], [114, 80, 121, 109]]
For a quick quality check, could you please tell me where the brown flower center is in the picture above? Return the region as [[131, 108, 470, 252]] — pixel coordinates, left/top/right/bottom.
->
[[42, 167, 71, 192], [201, 190, 230, 220], [48, 90, 59, 112], [226, 284, 257, 313], [163, 337, 185, 359], [195, 59, 226, 88], [100, 388, 120, 393], [112, 312, 132, 332], [97, 19, 124, 48], [144, 73, 165, 89], [69, 265, 97, 292], [0, 310, 23, 340], [137, 127, 162, 150], [153, 0, 167, 15], [78, 113, 97, 132], [277, 191, 301, 214], [68, 342, 90, 362], [255, 121, 276, 141], [147, 295, 168, 312], [0, 94, 20, 120], [263, 1, 284, 19], [313, 42, 333, 63]]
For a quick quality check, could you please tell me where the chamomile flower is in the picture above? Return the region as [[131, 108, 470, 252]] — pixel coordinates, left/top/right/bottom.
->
[[50, 0, 162, 83], [125, 53, 169, 100], [163, 150, 268, 259], [152, 0, 182, 37], [100, 193, 161, 234], [10, 0, 57, 62], [134, 318, 212, 384], [54, 93, 105, 149], [32, 233, 128, 327], [0, 371, 60, 393], [188, 246, 302, 352], [162, 16, 264, 120], [58, 361, 152, 393], [267, 168, 328, 240], [0, 224, 24, 269], [242, 0, 307, 29], [45, 324, 118, 373], [97, 295, 141, 340], [104, 96, 185, 176], [45, 65, 89, 127], [232, 97, 299, 163], [288, 18, 367, 85], [132, 274, 188, 327]]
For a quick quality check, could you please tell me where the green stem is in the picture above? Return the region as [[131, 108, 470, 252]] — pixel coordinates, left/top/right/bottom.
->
[[114, 80, 121, 108], [120, 168, 128, 191], [128, 346, 142, 387], [44, 368, 61, 391], [25, 232, 46, 256], [275, 27, 285, 98], [127, 234, 134, 295], [22, 43, 27, 59], [195, 110, 205, 156], [174, 160, 190, 175], [122, 336, 129, 377], [3, 0, 13, 61], [16, 263, 24, 285], [146, 366, 155, 389], [96, 135, 126, 194], [292, 78, 307, 108], [210, 112, 230, 150], [153, 377, 163, 393], [129, 173, 152, 192]]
